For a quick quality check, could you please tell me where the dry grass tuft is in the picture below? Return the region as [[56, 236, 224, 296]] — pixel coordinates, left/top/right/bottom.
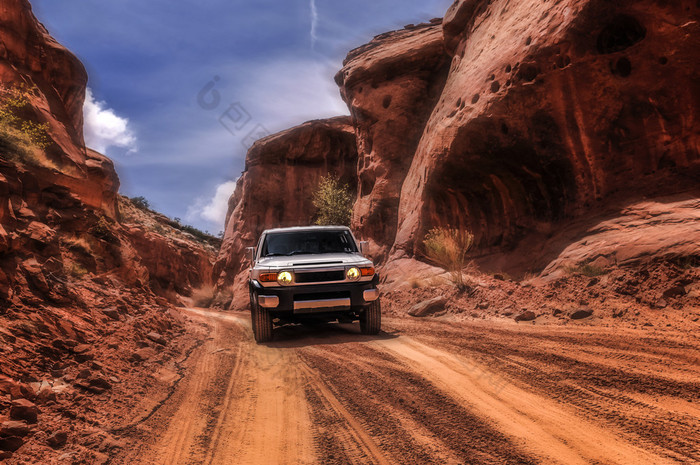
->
[[566, 263, 607, 277], [63, 236, 92, 255], [69, 263, 88, 278], [423, 227, 475, 292]]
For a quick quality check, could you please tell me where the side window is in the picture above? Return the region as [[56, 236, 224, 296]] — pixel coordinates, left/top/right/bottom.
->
[[256, 234, 265, 261], [341, 231, 357, 252]]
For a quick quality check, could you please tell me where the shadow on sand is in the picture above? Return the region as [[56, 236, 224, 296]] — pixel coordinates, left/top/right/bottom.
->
[[264, 321, 399, 349]]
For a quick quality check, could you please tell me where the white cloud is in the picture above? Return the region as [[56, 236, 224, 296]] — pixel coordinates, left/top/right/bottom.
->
[[310, 0, 319, 49], [187, 179, 238, 229], [240, 58, 349, 132], [83, 88, 137, 154]]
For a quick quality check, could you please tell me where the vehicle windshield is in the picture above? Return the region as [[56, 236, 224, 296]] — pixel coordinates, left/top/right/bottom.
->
[[261, 230, 357, 257]]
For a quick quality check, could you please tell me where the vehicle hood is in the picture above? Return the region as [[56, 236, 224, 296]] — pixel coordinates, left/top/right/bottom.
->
[[256, 253, 370, 269]]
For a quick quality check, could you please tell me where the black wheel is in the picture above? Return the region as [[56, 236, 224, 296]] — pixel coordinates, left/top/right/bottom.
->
[[250, 291, 273, 343], [360, 299, 381, 335]]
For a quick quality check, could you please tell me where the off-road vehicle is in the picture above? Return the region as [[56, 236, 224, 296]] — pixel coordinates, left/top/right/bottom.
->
[[247, 226, 381, 343]]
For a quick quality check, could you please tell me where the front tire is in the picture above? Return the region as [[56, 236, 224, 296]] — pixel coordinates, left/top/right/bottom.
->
[[250, 291, 273, 343], [360, 299, 381, 335]]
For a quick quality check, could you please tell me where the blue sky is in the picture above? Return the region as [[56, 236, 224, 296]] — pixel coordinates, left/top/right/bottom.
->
[[32, 0, 452, 234]]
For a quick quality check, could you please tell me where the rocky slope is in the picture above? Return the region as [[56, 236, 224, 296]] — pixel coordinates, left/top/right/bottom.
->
[[119, 196, 218, 299], [0, 1, 216, 461], [215, 0, 699, 302]]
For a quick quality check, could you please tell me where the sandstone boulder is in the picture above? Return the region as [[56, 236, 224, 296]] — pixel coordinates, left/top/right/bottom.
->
[[0, 436, 23, 453], [514, 311, 537, 322], [131, 347, 157, 363], [146, 332, 166, 346], [663, 286, 686, 299], [408, 296, 448, 317], [9, 399, 38, 424], [0, 421, 29, 438], [570, 308, 594, 320], [47, 431, 67, 449]]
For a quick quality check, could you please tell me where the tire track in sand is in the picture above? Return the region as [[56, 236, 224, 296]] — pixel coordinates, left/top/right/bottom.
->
[[298, 360, 393, 465], [373, 336, 669, 465]]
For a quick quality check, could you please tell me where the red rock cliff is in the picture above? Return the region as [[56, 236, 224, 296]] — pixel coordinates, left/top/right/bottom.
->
[[214, 117, 357, 304], [395, 0, 700, 260], [0, 3, 217, 461], [0, 0, 218, 307], [216, 0, 700, 292], [0, 0, 119, 215], [336, 21, 450, 262]]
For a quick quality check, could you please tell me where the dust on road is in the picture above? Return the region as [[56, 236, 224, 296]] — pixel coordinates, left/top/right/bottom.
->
[[113, 308, 700, 465]]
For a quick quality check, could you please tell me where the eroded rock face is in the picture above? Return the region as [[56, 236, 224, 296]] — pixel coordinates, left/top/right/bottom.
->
[[0, 0, 121, 220], [395, 0, 700, 257], [216, 0, 699, 293], [336, 22, 449, 261], [0, 0, 87, 146], [213, 117, 358, 299], [0, 0, 94, 176], [0, 0, 216, 308], [124, 225, 215, 296]]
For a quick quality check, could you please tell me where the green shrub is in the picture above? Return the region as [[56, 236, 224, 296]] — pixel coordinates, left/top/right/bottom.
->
[[423, 227, 475, 291], [0, 84, 50, 150], [89, 215, 119, 243], [175, 223, 220, 245], [313, 175, 353, 226], [130, 196, 151, 211]]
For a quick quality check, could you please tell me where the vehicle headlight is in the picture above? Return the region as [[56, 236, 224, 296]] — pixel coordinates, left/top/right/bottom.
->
[[346, 267, 361, 281], [277, 271, 293, 285]]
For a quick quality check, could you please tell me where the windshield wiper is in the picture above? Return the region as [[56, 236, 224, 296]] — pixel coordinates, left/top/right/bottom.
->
[[286, 251, 313, 256]]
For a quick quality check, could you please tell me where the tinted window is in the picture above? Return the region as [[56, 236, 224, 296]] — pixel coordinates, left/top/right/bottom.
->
[[262, 230, 357, 257]]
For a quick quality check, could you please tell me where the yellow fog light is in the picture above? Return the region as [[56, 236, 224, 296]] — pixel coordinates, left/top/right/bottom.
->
[[346, 267, 361, 281], [277, 271, 293, 285]]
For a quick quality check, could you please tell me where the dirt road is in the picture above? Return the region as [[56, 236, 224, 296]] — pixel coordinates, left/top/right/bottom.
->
[[113, 308, 700, 464]]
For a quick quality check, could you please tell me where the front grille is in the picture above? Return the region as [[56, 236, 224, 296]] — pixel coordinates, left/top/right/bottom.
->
[[295, 291, 351, 302], [295, 270, 345, 284], [292, 261, 343, 266]]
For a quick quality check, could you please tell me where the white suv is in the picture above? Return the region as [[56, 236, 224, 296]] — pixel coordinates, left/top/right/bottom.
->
[[247, 226, 381, 343]]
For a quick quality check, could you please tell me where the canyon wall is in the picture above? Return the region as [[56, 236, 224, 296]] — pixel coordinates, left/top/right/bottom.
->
[[335, 21, 450, 262], [0, 0, 215, 308], [0, 0, 119, 216], [0, 2, 217, 460], [216, 0, 699, 298], [394, 0, 700, 259], [214, 117, 357, 295]]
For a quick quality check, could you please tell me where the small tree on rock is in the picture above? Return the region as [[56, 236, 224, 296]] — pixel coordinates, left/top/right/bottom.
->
[[312, 175, 353, 226], [130, 196, 150, 211]]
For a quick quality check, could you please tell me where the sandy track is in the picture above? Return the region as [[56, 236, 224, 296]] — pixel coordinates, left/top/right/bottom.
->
[[372, 337, 659, 464], [113, 308, 700, 465]]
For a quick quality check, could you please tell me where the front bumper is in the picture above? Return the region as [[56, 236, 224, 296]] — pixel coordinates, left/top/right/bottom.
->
[[250, 276, 379, 313]]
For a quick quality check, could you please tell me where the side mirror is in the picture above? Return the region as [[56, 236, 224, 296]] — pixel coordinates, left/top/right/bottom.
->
[[358, 241, 369, 256], [246, 247, 256, 264]]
